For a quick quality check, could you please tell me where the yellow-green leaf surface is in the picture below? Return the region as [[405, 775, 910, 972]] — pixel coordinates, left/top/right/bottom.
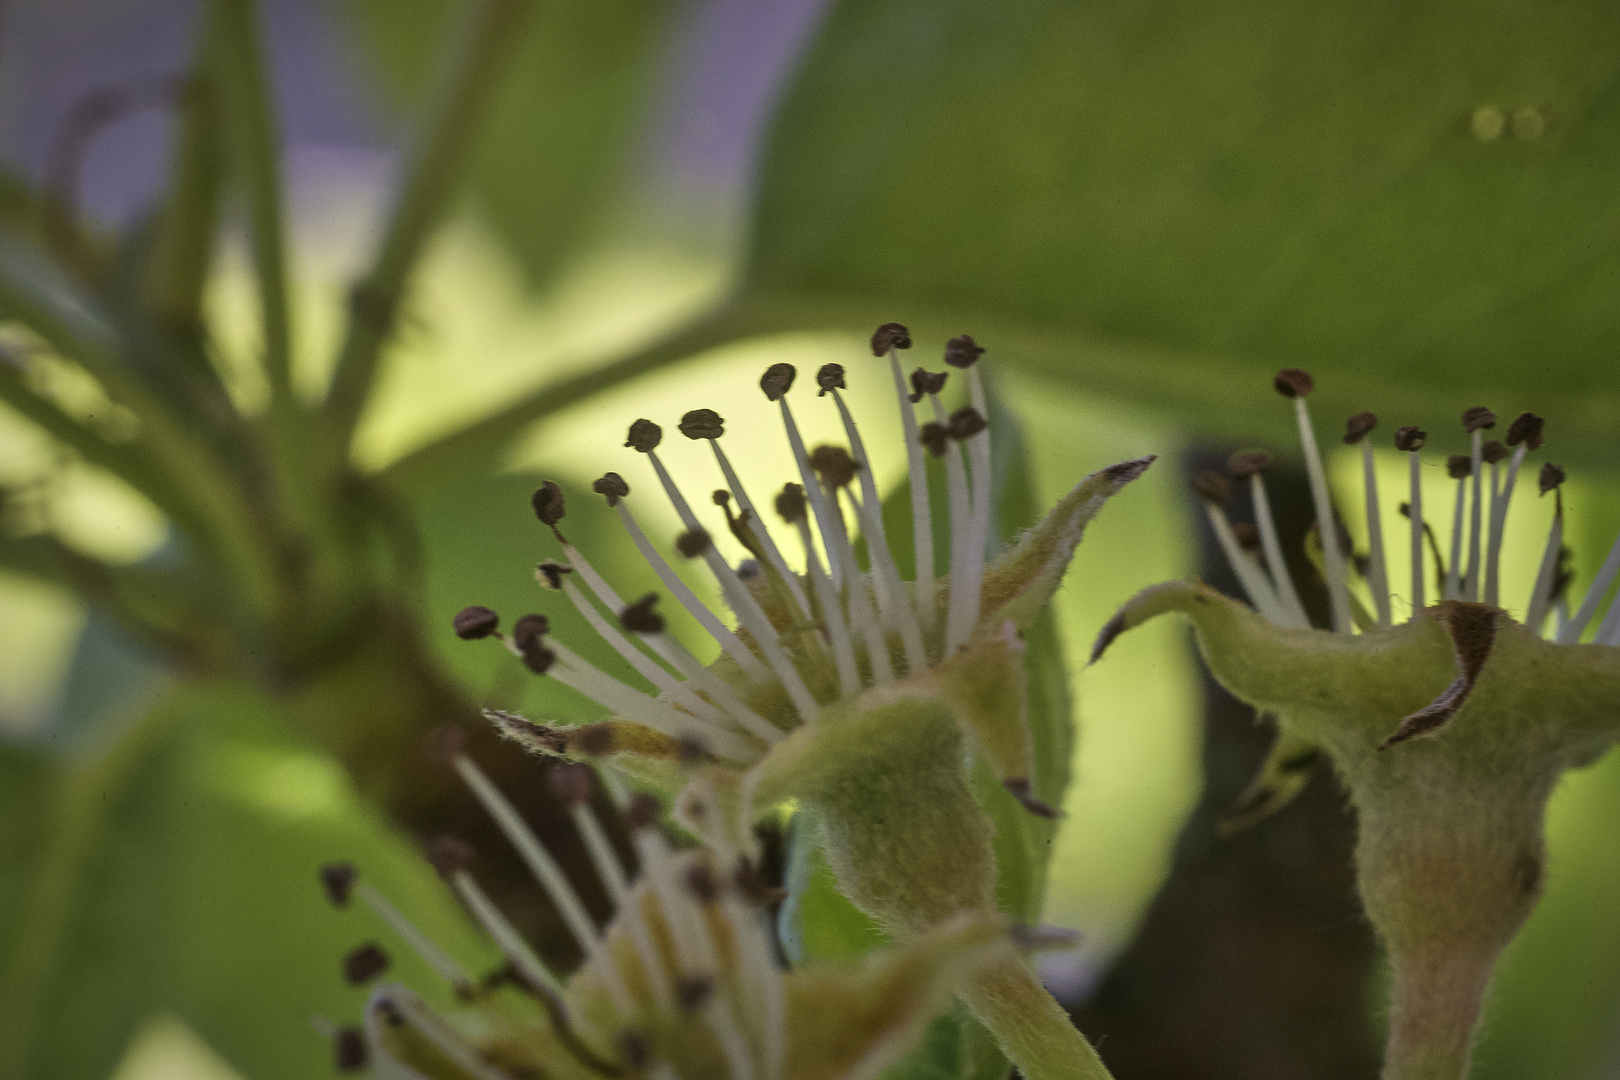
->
[[740, 0, 1620, 463]]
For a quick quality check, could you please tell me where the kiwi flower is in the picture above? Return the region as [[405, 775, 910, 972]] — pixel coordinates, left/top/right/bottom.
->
[[1093, 369, 1620, 1080], [453, 324, 1152, 1079], [318, 737, 1017, 1079]]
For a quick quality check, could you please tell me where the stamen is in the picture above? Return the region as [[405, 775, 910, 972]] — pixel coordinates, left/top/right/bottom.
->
[[366, 986, 515, 1080], [767, 364, 844, 589], [445, 859, 565, 997], [885, 347, 937, 631], [1395, 427, 1428, 612], [809, 452, 896, 684], [1487, 413, 1543, 607], [1345, 413, 1391, 627], [930, 394, 981, 653], [609, 497, 770, 683], [452, 605, 500, 640], [949, 337, 994, 654], [1194, 470, 1290, 624], [1275, 369, 1352, 633], [1228, 452, 1309, 627], [1559, 524, 1620, 645], [1446, 455, 1471, 600], [1462, 407, 1496, 600], [707, 439, 811, 617], [353, 882, 473, 989], [783, 492, 860, 695]]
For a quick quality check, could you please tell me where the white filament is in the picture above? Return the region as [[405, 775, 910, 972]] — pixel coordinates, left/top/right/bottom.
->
[[356, 883, 472, 988], [888, 353, 936, 630], [1292, 396, 1352, 633], [1558, 531, 1620, 645], [1464, 431, 1484, 601], [448, 870, 563, 995], [1407, 452, 1425, 614], [711, 441, 812, 617], [1525, 493, 1563, 635], [1360, 441, 1391, 628], [1249, 474, 1310, 627]]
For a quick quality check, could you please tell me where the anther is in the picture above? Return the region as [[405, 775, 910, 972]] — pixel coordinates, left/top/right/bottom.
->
[[948, 406, 987, 440], [1226, 450, 1271, 477], [870, 322, 912, 355], [334, 1027, 367, 1072], [1273, 368, 1314, 398], [424, 835, 475, 879], [676, 974, 716, 1011], [1193, 469, 1231, 503], [675, 736, 707, 764], [678, 409, 725, 440], [536, 561, 572, 589], [1540, 463, 1566, 495], [343, 942, 391, 986], [909, 367, 949, 403], [1447, 455, 1473, 479], [531, 481, 566, 525], [452, 605, 499, 640], [620, 1033, 651, 1070], [511, 614, 550, 651], [1462, 406, 1497, 432], [547, 762, 594, 807], [1394, 426, 1427, 451], [809, 444, 860, 488], [919, 421, 950, 457], [625, 419, 662, 452], [593, 472, 630, 506], [1232, 522, 1262, 552], [774, 482, 807, 523], [1482, 440, 1509, 465], [1507, 412, 1545, 450], [684, 861, 720, 903], [712, 489, 730, 508], [674, 528, 712, 558], [944, 333, 985, 368], [1343, 411, 1378, 445], [625, 792, 663, 830], [816, 363, 846, 395], [320, 863, 357, 907], [619, 593, 665, 634], [759, 363, 796, 401]]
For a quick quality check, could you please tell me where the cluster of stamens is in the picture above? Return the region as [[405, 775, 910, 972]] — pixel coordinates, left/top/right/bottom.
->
[[1193, 367, 1615, 642], [451, 324, 1002, 767]]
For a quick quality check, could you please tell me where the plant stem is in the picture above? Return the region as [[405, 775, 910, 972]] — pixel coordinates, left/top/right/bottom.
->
[[321, 0, 529, 457], [962, 956, 1115, 1080], [1382, 954, 1491, 1080]]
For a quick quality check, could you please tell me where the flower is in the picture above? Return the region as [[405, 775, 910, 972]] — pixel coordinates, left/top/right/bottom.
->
[[1092, 369, 1620, 1080], [317, 732, 1020, 1079], [453, 325, 1151, 1079]]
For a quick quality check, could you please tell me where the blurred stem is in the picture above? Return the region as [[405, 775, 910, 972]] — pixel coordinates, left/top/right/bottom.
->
[[208, 0, 294, 409], [964, 958, 1115, 1080], [322, 0, 529, 457], [380, 302, 758, 493]]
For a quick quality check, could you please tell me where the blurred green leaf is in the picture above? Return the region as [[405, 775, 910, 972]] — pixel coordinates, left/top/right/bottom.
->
[[739, 0, 1620, 462], [0, 682, 493, 1080], [346, 0, 674, 288]]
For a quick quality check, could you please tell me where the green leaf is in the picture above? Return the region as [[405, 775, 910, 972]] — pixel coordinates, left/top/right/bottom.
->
[[346, 0, 675, 288], [741, 0, 1620, 463], [0, 682, 493, 1080]]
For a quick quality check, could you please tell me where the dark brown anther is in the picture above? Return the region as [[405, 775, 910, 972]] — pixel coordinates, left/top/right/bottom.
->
[[320, 863, 357, 907], [684, 861, 720, 903], [424, 835, 474, 879], [947, 406, 987, 440], [908, 367, 949, 403], [678, 408, 725, 440], [760, 363, 797, 401], [1394, 425, 1427, 452], [1225, 450, 1271, 478], [809, 444, 861, 488], [734, 859, 789, 907], [944, 333, 985, 368], [676, 974, 716, 1011], [1462, 406, 1497, 432], [423, 724, 466, 764], [547, 763, 594, 806], [675, 736, 707, 764], [675, 528, 712, 559], [620, 1033, 651, 1070], [1447, 455, 1473, 479], [870, 322, 912, 355], [625, 792, 663, 831], [1481, 440, 1509, 465], [713, 489, 731, 508], [1002, 777, 1059, 818], [1273, 368, 1314, 398], [816, 363, 846, 396], [625, 418, 663, 452], [1539, 462, 1566, 495], [593, 471, 630, 506], [452, 605, 499, 640], [1507, 411, 1545, 450], [577, 724, 617, 757], [775, 482, 807, 523], [531, 481, 566, 525], [520, 643, 556, 675], [1231, 522, 1261, 551], [620, 593, 666, 634], [1343, 411, 1378, 445], [536, 561, 573, 590], [343, 943, 391, 986], [1192, 469, 1231, 504], [919, 422, 950, 457], [334, 1027, 367, 1072], [511, 614, 550, 651]]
